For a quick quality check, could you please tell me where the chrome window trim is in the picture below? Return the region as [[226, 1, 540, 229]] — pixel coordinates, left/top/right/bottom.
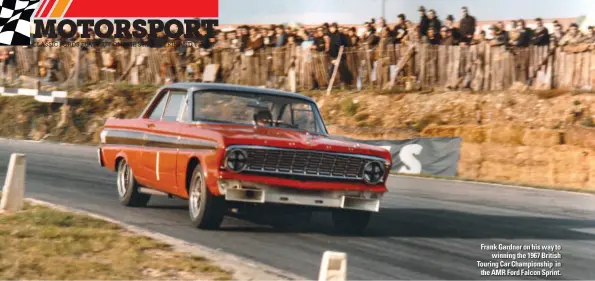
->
[[159, 90, 173, 120], [139, 87, 190, 119], [177, 93, 189, 122]]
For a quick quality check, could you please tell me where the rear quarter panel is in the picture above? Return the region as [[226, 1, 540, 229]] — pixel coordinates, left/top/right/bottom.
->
[[100, 118, 153, 186]]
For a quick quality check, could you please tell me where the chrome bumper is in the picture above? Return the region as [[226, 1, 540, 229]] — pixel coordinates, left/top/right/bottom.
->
[[217, 179, 383, 212]]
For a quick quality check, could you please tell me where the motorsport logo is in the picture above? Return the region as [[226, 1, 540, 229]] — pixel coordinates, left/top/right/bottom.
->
[[0, 0, 219, 46]]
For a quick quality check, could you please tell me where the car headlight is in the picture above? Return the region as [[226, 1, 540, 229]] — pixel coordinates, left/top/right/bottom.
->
[[362, 161, 386, 184], [225, 149, 248, 172]]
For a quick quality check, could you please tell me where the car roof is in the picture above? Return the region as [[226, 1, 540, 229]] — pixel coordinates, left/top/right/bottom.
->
[[163, 83, 316, 103]]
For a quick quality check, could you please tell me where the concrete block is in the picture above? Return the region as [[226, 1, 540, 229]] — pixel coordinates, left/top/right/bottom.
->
[[0, 153, 26, 213], [318, 251, 347, 281]]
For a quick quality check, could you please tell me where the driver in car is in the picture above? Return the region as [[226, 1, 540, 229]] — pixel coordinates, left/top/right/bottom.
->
[[253, 109, 273, 127]]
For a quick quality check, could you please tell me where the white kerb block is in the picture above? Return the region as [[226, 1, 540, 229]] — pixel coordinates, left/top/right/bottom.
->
[[0, 153, 26, 212], [318, 251, 347, 281]]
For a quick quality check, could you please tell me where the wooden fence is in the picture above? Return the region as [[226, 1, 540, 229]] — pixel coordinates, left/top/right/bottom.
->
[[2, 43, 594, 91]]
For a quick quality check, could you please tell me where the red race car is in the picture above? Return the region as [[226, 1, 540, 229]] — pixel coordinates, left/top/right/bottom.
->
[[98, 83, 391, 233]]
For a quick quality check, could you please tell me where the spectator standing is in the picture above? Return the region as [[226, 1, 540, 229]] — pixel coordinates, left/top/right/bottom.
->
[[377, 17, 388, 34], [497, 21, 510, 44], [444, 15, 461, 44], [584, 26, 595, 44], [472, 30, 487, 45], [532, 18, 550, 46], [392, 14, 408, 44], [274, 25, 287, 47], [424, 27, 441, 45], [327, 23, 353, 87], [418, 6, 429, 36], [559, 23, 584, 46], [363, 25, 380, 48], [440, 27, 455, 45], [263, 26, 275, 47], [508, 21, 520, 46], [198, 27, 213, 50], [239, 26, 250, 52], [347, 27, 360, 46], [552, 23, 565, 46], [514, 19, 533, 47], [426, 10, 442, 35], [459, 6, 476, 45], [489, 25, 508, 47], [314, 27, 327, 52]]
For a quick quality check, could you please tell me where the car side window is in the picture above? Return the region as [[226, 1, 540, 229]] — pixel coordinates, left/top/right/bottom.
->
[[292, 103, 316, 132], [162, 91, 187, 121], [280, 104, 293, 123], [148, 93, 169, 120]]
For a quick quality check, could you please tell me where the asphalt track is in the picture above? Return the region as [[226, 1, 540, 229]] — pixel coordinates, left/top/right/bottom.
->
[[1, 139, 595, 280]]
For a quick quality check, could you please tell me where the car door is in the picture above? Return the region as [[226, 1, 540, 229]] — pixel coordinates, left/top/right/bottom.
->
[[143, 89, 188, 193], [134, 89, 170, 186]]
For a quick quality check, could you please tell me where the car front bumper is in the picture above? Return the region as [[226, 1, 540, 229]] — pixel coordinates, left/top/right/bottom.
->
[[217, 179, 384, 212]]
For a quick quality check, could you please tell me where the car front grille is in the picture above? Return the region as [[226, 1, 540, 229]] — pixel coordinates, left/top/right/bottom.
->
[[240, 147, 379, 180]]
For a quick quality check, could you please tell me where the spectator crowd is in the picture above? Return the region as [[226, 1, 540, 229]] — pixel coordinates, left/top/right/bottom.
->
[[1, 5, 594, 86]]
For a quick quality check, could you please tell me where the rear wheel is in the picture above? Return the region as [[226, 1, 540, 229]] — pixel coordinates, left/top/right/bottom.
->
[[332, 209, 371, 234], [116, 159, 151, 207], [188, 164, 226, 229]]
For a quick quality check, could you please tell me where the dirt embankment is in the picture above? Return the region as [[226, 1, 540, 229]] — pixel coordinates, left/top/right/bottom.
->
[[1, 85, 594, 191], [421, 124, 595, 191], [313, 89, 595, 136], [0, 84, 157, 144]]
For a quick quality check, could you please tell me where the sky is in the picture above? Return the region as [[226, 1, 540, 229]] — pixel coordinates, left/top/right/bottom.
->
[[219, 0, 594, 25]]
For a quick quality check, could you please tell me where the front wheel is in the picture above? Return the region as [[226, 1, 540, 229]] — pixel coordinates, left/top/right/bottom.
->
[[188, 164, 226, 229], [332, 209, 371, 234], [116, 159, 151, 207]]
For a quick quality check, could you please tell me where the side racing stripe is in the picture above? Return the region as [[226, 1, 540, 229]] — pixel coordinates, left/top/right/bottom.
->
[[101, 129, 217, 150]]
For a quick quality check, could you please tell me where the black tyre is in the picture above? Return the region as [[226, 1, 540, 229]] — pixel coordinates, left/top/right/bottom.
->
[[188, 164, 226, 229], [116, 159, 151, 207], [331, 209, 371, 234]]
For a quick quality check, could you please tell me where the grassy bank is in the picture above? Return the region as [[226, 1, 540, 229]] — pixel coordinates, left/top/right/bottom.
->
[[0, 200, 231, 280]]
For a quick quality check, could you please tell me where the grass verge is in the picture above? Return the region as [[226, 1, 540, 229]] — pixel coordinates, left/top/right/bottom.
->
[[0, 200, 231, 280], [390, 172, 595, 195]]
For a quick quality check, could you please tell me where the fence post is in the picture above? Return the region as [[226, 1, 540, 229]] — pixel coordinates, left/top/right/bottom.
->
[[326, 46, 344, 96]]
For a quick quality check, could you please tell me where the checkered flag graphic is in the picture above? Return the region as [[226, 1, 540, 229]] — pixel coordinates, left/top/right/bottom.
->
[[0, 0, 40, 46]]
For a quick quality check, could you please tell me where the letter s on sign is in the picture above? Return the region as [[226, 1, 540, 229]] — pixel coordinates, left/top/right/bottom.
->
[[398, 144, 423, 174]]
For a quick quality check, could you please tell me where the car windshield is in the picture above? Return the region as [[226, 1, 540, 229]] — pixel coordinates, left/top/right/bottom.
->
[[193, 90, 327, 135]]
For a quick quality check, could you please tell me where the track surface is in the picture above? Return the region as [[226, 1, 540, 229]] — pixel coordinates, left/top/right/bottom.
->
[[1, 139, 595, 280]]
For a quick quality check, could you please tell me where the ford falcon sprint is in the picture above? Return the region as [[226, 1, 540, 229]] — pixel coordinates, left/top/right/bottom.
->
[[98, 83, 392, 233]]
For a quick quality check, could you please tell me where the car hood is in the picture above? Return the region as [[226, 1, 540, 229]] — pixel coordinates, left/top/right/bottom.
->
[[205, 125, 391, 162]]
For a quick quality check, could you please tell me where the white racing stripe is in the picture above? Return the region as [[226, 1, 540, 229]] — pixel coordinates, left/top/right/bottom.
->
[[156, 152, 160, 181]]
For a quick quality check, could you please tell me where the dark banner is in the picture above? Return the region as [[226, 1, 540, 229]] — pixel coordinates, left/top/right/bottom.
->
[[333, 136, 462, 177]]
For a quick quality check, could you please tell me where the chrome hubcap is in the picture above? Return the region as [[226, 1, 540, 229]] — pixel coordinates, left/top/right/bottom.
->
[[117, 161, 130, 198], [189, 173, 202, 219]]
